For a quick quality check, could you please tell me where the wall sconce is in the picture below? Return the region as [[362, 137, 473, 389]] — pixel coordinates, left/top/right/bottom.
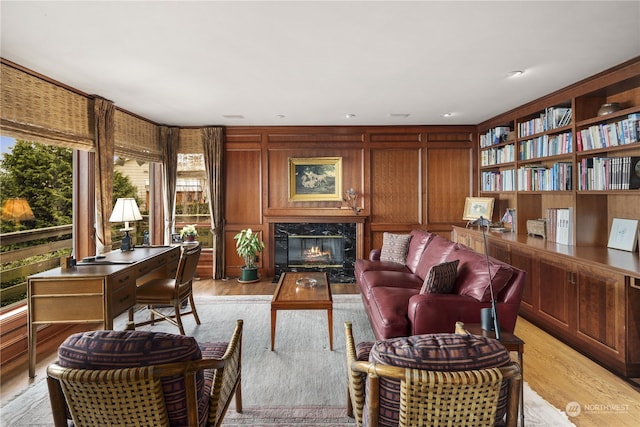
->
[[109, 198, 142, 251], [1, 198, 35, 225], [343, 188, 362, 214]]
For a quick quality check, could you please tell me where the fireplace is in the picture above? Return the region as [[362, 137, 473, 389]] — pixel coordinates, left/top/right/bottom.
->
[[274, 222, 356, 283]]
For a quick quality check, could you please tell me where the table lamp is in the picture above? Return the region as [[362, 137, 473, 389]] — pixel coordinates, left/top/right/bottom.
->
[[1, 198, 35, 225], [109, 198, 142, 251]]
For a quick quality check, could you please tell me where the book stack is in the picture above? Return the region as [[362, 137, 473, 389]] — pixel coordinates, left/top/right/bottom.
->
[[577, 156, 640, 190], [481, 170, 516, 191], [576, 113, 640, 151], [519, 132, 573, 160], [519, 107, 572, 138], [545, 207, 574, 245], [481, 144, 515, 166], [480, 126, 512, 148], [517, 162, 572, 191]]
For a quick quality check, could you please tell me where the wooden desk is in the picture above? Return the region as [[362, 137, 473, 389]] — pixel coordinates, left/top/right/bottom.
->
[[27, 246, 180, 377], [465, 324, 525, 427]]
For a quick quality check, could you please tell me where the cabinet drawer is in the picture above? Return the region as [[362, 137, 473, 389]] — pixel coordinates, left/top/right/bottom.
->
[[29, 278, 103, 296], [110, 270, 136, 293], [31, 294, 104, 323], [110, 284, 135, 317]]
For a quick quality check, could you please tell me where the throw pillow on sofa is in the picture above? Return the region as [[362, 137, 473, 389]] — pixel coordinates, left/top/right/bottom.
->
[[420, 259, 459, 294], [380, 232, 411, 264]]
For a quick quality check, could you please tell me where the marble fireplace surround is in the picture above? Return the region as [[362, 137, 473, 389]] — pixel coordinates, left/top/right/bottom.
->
[[269, 216, 365, 284]]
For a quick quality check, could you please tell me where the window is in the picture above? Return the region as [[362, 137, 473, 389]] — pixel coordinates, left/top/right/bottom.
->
[[176, 153, 211, 247], [0, 136, 73, 309]]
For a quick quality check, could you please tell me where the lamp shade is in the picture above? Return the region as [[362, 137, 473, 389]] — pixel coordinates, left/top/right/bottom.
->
[[109, 198, 142, 225], [1, 198, 35, 222]]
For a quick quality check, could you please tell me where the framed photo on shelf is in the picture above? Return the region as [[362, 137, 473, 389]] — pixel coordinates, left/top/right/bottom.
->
[[288, 157, 342, 202], [607, 218, 639, 252], [462, 197, 495, 221], [171, 233, 183, 244]]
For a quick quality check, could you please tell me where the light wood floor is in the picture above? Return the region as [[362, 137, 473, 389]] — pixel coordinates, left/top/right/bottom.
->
[[2, 277, 639, 426]]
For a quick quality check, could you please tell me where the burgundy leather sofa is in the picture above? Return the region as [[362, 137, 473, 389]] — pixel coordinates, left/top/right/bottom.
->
[[355, 229, 526, 340]]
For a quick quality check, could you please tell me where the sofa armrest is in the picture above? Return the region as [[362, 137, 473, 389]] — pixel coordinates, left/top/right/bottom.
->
[[369, 248, 381, 261], [407, 293, 521, 335]]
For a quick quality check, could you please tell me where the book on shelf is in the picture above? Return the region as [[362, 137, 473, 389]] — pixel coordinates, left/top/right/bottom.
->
[[545, 207, 573, 245], [578, 156, 640, 190]]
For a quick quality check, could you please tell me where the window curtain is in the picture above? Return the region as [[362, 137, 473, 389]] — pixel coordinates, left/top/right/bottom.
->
[[161, 126, 179, 244], [93, 97, 115, 254], [202, 127, 225, 279]]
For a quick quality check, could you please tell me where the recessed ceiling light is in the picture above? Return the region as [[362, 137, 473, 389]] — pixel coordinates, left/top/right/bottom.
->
[[345, 114, 356, 118], [222, 114, 244, 119], [389, 113, 410, 118], [507, 70, 524, 78], [276, 114, 286, 118], [441, 112, 454, 118]]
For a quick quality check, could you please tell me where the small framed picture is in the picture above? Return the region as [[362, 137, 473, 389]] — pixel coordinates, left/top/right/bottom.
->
[[463, 197, 495, 221], [171, 233, 183, 244], [607, 218, 639, 252]]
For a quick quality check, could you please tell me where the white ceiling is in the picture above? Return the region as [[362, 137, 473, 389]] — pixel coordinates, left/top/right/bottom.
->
[[1, 1, 639, 127]]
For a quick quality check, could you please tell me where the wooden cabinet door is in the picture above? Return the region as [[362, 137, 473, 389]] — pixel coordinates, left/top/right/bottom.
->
[[487, 239, 510, 264], [576, 265, 625, 354], [510, 245, 536, 314], [537, 255, 575, 330]]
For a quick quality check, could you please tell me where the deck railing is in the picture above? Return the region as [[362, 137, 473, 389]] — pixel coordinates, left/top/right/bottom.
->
[[1, 225, 73, 309]]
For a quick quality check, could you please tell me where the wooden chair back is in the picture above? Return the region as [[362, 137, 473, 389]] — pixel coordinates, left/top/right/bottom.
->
[[47, 319, 243, 427], [344, 322, 521, 427]]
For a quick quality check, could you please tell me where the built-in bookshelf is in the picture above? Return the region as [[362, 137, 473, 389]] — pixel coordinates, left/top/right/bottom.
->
[[478, 57, 640, 248], [471, 57, 640, 381]]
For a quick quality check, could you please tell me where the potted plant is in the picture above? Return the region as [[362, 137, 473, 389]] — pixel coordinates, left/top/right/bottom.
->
[[180, 224, 198, 242], [233, 228, 265, 282]]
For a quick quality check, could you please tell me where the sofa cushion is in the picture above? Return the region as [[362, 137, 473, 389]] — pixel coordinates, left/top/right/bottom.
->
[[420, 259, 459, 294], [367, 286, 420, 339], [368, 333, 511, 427], [355, 259, 409, 282], [361, 270, 423, 290], [449, 244, 514, 302], [380, 232, 411, 264], [413, 235, 456, 280], [58, 330, 207, 427], [404, 229, 434, 274]]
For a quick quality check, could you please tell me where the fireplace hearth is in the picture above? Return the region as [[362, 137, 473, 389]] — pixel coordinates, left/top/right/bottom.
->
[[274, 222, 356, 283]]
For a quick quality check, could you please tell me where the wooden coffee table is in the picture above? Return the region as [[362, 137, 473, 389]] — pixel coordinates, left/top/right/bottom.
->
[[271, 271, 333, 351]]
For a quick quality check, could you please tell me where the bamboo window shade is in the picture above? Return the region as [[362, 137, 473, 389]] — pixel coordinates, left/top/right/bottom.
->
[[0, 62, 93, 150], [114, 110, 162, 163], [178, 128, 204, 154], [1, 61, 163, 162]]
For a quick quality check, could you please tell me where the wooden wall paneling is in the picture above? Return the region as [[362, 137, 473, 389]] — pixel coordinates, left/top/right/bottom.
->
[[370, 148, 421, 224], [425, 145, 472, 229]]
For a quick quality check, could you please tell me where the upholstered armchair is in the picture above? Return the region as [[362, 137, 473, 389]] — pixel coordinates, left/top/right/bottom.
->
[[47, 319, 243, 427], [344, 322, 521, 427]]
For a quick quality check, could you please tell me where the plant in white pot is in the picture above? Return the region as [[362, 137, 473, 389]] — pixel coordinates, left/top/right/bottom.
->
[[233, 228, 265, 282], [180, 224, 198, 242]]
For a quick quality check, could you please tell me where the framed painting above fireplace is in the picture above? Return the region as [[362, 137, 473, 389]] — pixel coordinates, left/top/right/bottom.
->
[[289, 157, 342, 202]]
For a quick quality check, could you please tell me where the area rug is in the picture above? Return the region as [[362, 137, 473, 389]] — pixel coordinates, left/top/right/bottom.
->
[[1, 295, 575, 426]]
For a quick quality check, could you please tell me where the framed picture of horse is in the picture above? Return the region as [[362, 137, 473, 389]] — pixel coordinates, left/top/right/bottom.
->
[[288, 157, 342, 202]]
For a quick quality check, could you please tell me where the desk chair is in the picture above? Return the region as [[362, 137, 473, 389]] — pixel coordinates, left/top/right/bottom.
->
[[129, 243, 202, 334]]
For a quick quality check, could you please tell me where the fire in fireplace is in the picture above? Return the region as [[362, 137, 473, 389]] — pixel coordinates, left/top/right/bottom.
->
[[288, 235, 344, 268]]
